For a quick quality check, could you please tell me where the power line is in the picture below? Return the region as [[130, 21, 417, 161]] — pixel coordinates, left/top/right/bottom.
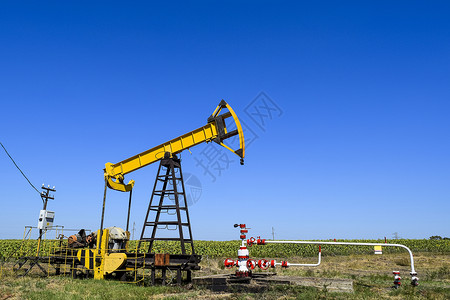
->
[[0, 141, 41, 195]]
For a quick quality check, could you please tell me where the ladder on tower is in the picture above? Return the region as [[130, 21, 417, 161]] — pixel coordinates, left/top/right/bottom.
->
[[139, 153, 196, 255]]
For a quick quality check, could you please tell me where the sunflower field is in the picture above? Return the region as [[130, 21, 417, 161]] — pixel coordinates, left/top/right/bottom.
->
[[1, 239, 449, 261]]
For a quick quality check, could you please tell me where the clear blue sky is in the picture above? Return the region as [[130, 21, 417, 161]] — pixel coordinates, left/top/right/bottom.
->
[[1, 1, 449, 240]]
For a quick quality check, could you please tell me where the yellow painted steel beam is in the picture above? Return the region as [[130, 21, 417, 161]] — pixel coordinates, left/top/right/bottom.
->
[[104, 100, 245, 192], [94, 228, 109, 280]]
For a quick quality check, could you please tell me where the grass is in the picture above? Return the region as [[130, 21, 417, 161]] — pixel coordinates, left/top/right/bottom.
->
[[1, 252, 449, 299], [0, 276, 193, 300]]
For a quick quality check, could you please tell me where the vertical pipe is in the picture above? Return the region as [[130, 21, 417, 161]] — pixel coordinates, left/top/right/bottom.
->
[[126, 190, 133, 232], [98, 181, 108, 254]]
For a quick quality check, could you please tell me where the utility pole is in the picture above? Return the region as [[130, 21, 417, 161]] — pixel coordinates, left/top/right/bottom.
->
[[36, 184, 56, 256], [272, 227, 275, 240], [132, 222, 136, 240], [15, 184, 56, 276]]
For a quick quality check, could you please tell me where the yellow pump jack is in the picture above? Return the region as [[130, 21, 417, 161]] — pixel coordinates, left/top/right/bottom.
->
[[90, 100, 245, 281]]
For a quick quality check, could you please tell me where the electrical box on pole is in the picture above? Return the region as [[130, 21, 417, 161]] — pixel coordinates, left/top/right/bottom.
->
[[37, 210, 55, 229]]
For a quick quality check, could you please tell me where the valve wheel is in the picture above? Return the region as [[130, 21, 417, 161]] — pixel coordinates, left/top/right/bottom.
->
[[246, 259, 256, 270], [224, 258, 235, 269], [258, 259, 269, 270]]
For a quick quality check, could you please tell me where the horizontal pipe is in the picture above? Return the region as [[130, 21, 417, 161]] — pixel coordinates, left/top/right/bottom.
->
[[264, 240, 416, 274], [280, 251, 321, 267]]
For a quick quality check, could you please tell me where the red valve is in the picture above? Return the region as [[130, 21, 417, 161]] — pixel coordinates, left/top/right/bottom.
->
[[240, 229, 248, 234], [240, 235, 246, 239], [247, 237, 256, 246], [246, 259, 256, 270], [240, 224, 246, 228], [393, 271, 402, 288], [224, 258, 235, 269], [258, 259, 269, 270], [257, 238, 266, 245], [281, 261, 289, 268], [270, 260, 276, 268]]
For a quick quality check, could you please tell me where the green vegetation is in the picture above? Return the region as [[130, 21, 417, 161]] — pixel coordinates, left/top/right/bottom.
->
[[1, 239, 449, 260], [1, 239, 449, 298]]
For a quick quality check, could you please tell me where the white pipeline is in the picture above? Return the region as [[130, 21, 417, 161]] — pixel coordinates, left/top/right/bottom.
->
[[280, 251, 321, 267], [264, 240, 416, 274]]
